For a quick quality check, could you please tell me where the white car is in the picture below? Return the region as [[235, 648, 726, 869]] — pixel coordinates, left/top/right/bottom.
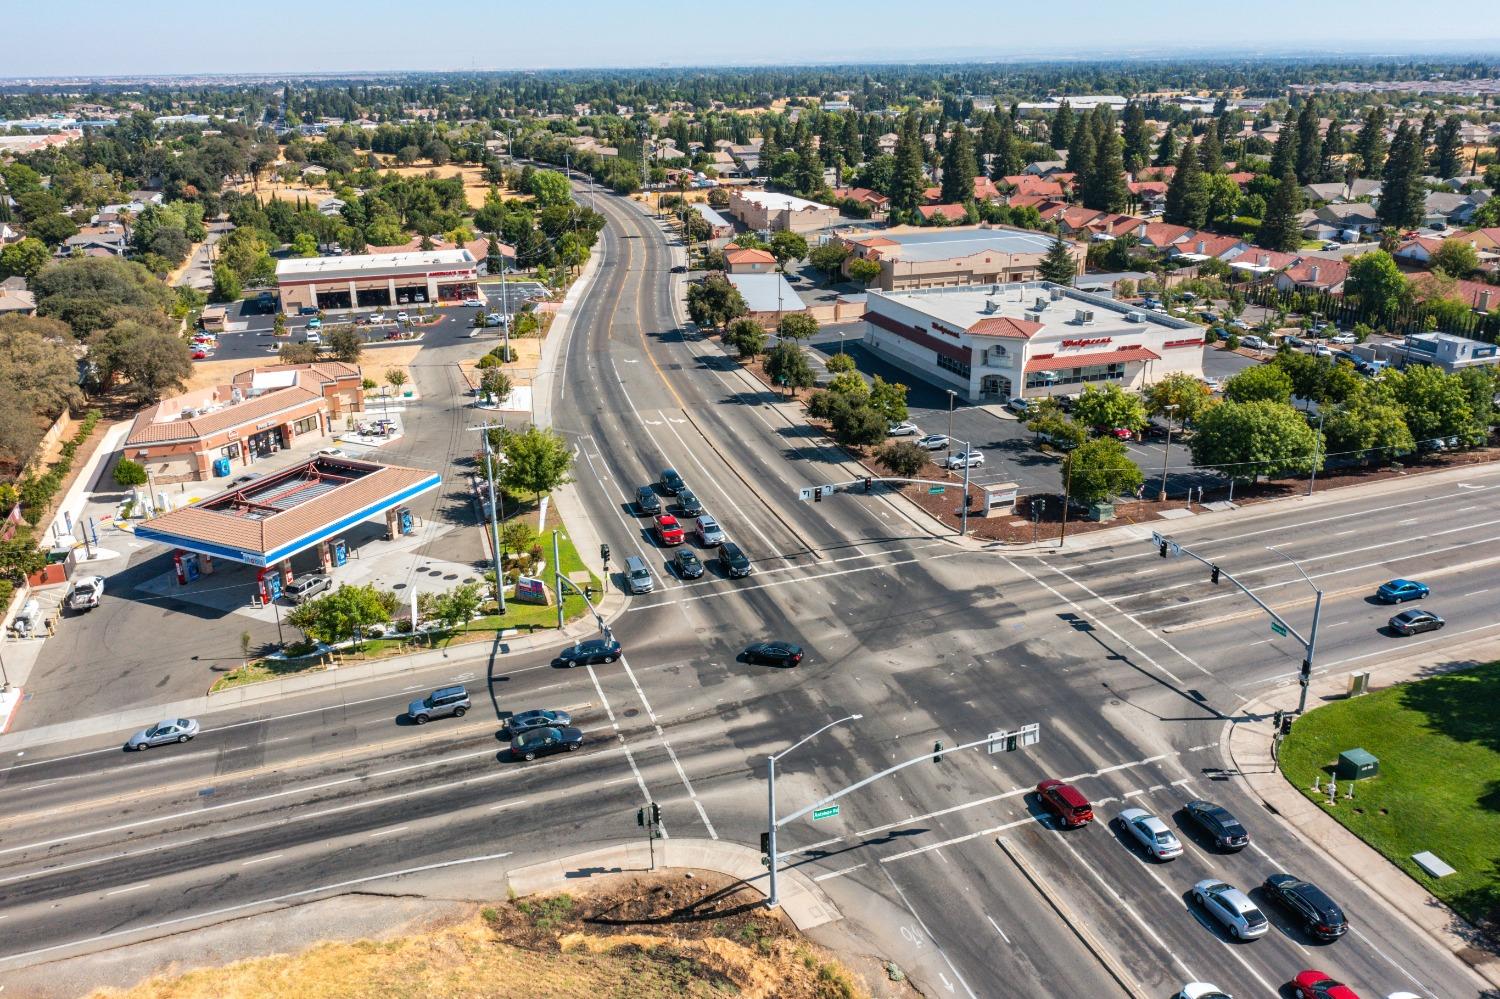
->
[[945, 450, 984, 469], [1240, 334, 1268, 350], [1330, 333, 1357, 345], [396, 311, 409, 322], [1201, 376, 1222, 392], [917, 434, 950, 451], [1178, 985, 1233, 999], [461, 297, 482, 307], [1313, 344, 1334, 357], [887, 421, 919, 437], [1228, 318, 1250, 330], [315, 447, 346, 458], [369, 311, 386, 323], [1322, 241, 1342, 250], [304, 331, 321, 344], [1191, 879, 1269, 939], [1119, 808, 1183, 860]]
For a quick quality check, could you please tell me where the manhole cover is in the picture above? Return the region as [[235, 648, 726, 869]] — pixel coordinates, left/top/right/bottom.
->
[[392, 583, 407, 590], [623, 708, 640, 718], [443, 573, 459, 580]]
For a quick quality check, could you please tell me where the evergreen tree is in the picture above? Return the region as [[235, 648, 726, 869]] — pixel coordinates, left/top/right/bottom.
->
[[1121, 102, 1152, 175], [1294, 98, 1323, 184], [1039, 236, 1077, 285], [1256, 171, 1304, 252], [1419, 110, 1438, 151], [889, 112, 927, 222], [1354, 106, 1388, 177], [1163, 138, 1207, 228], [977, 112, 1000, 161], [794, 133, 823, 196], [1198, 127, 1223, 174], [1050, 100, 1075, 152], [940, 126, 978, 204], [1379, 121, 1425, 229], [1066, 114, 1095, 184], [1319, 118, 1345, 182], [1269, 108, 1299, 180], [990, 115, 1022, 180], [1085, 109, 1129, 213], [1155, 127, 1177, 167], [1433, 116, 1464, 179]]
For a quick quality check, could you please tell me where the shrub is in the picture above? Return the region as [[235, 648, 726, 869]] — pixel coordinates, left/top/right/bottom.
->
[[1225, 333, 1241, 351]]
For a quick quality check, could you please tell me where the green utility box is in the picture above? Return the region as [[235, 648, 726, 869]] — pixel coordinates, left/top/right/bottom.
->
[[1336, 748, 1379, 781]]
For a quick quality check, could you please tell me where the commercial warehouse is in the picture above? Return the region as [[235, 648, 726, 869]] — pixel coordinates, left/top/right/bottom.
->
[[275, 248, 480, 313], [862, 282, 1205, 404], [835, 225, 1083, 292]]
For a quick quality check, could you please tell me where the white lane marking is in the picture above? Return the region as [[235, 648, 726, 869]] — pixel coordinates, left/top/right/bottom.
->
[[879, 817, 1032, 864], [658, 405, 786, 561], [489, 798, 530, 811], [368, 825, 408, 839], [879, 867, 979, 999], [618, 654, 716, 840], [985, 913, 1011, 944], [1465, 588, 1489, 596], [241, 854, 283, 867], [813, 862, 866, 882], [104, 882, 150, 896], [576, 437, 674, 590], [0, 852, 512, 967], [584, 662, 664, 839]]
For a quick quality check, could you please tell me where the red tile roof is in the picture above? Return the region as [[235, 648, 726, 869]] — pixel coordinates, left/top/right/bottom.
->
[[1225, 171, 1256, 186], [725, 247, 775, 264], [1137, 222, 1192, 246], [1025, 346, 1161, 372], [1231, 248, 1300, 271], [1411, 273, 1500, 309], [918, 204, 969, 222], [1282, 257, 1350, 288], [968, 317, 1044, 338], [1128, 180, 1168, 195], [832, 187, 890, 207], [1174, 233, 1244, 259]]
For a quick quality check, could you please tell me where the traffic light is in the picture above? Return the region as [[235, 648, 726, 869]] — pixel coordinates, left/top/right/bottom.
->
[[759, 831, 771, 860], [1211, 565, 1220, 585], [600, 543, 611, 563], [1280, 714, 1294, 736], [650, 802, 661, 826], [1272, 708, 1284, 732], [932, 740, 944, 763], [814, 487, 822, 503], [1159, 540, 1169, 558], [863, 476, 872, 493], [636, 807, 646, 827]]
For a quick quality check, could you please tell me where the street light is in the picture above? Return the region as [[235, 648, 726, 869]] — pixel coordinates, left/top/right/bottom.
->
[[1307, 410, 1326, 497], [1266, 546, 1323, 715], [1157, 403, 1179, 502], [946, 389, 958, 443], [766, 713, 862, 909]]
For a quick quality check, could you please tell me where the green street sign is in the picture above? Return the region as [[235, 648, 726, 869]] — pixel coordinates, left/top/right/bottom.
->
[[1270, 621, 1288, 637], [928, 485, 945, 495], [812, 804, 840, 821]]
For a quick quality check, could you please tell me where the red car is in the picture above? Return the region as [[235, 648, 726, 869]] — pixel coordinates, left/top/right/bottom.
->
[[1035, 779, 1093, 828], [191, 348, 211, 359], [1293, 969, 1361, 999], [655, 513, 685, 546], [1096, 426, 1133, 441]]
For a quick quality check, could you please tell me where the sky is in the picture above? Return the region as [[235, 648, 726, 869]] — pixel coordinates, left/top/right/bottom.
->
[[5, 0, 1500, 78]]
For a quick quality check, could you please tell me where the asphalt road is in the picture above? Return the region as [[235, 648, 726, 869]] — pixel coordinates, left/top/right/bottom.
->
[[1, 189, 1496, 999]]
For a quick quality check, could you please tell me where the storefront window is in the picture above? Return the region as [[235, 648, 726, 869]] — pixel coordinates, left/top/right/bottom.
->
[[1025, 363, 1126, 390], [220, 442, 241, 459], [293, 415, 319, 436]]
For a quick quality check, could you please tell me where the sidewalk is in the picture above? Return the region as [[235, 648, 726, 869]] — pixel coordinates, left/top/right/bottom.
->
[[1226, 636, 1500, 989], [505, 837, 841, 932]]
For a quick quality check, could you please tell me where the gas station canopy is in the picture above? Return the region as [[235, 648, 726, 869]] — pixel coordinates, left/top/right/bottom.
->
[[135, 456, 440, 568]]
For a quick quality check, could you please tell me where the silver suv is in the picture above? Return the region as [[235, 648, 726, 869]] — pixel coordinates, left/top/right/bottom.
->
[[407, 686, 471, 724], [1191, 879, 1268, 939], [284, 573, 332, 604]]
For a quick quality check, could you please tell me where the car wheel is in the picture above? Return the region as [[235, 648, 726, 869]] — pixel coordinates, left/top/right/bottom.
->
[[136, 742, 150, 751], [603, 654, 618, 663], [453, 707, 467, 717], [565, 659, 578, 668], [523, 751, 537, 761], [177, 735, 189, 743], [567, 742, 581, 751], [414, 714, 429, 725]]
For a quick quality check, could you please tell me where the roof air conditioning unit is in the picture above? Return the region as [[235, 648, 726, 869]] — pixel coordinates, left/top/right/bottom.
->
[[1033, 296, 1049, 311], [1025, 309, 1044, 323], [1126, 311, 1145, 323], [1050, 286, 1066, 301], [983, 299, 998, 314], [1074, 309, 1096, 325], [990, 284, 1000, 295]]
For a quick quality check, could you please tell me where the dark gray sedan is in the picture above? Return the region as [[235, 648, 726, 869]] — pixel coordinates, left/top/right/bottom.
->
[[507, 709, 574, 734], [126, 717, 200, 751], [510, 725, 584, 761]]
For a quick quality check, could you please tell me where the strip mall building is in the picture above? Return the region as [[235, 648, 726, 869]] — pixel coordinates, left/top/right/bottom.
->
[[275, 248, 480, 313], [863, 282, 1205, 404]]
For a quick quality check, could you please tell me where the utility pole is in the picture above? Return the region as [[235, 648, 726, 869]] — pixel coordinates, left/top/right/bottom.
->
[[552, 530, 564, 629], [1307, 410, 1326, 497], [960, 439, 973, 537], [468, 425, 507, 614], [1057, 454, 1075, 548], [766, 714, 862, 909], [1157, 403, 1178, 502]]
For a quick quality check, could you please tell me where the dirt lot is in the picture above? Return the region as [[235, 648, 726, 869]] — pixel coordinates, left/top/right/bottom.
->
[[82, 871, 888, 999]]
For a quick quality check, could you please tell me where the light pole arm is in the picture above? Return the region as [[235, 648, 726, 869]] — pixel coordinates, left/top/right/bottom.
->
[[779, 732, 995, 827], [772, 713, 863, 764]]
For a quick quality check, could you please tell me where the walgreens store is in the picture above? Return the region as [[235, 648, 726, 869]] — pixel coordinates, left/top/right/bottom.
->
[[276, 249, 480, 313]]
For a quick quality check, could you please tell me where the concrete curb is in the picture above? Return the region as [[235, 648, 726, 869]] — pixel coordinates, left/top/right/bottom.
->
[[504, 837, 841, 932], [996, 836, 1144, 999], [1224, 639, 1500, 990]]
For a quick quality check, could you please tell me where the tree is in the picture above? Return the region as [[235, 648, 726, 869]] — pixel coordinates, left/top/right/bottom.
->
[[1065, 115, 1095, 182], [1038, 237, 1078, 285], [112, 457, 149, 489], [1198, 127, 1223, 175], [1223, 364, 1294, 405], [847, 257, 881, 287], [1430, 239, 1479, 279], [1155, 128, 1177, 168], [107, 330, 190, 403], [1344, 250, 1410, 323], [1256, 171, 1304, 253], [499, 426, 572, 498], [831, 402, 888, 446], [326, 325, 362, 362], [1202, 173, 1241, 227], [827, 370, 871, 402], [1084, 109, 1129, 213], [765, 341, 814, 391], [1026, 402, 1086, 450], [1062, 437, 1143, 506], [1385, 364, 1480, 444], [1072, 384, 1146, 433], [1190, 400, 1321, 481], [1163, 138, 1207, 228], [290, 232, 319, 258], [1324, 398, 1414, 465], [1378, 122, 1424, 229], [1432, 116, 1464, 179], [990, 117, 1023, 179], [278, 341, 319, 364], [527, 170, 573, 208], [778, 312, 818, 341], [1294, 99, 1323, 185], [31, 256, 174, 336], [0, 315, 84, 428], [1269, 108, 1300, 180], [1121, 102, 1152, 174], [890, 112, 927, 222], [769, 230, 809, 267], [940, 126, 978, 205], [0, 238, 50, 282], [1353, 107, 1388, 177], [287, 583, 392, 647], [809, 242, 850, 285], [685, 274, 748, 329], [868, 375, 909, 423], [724, 318, 766, 359], [1144, 372, 1213, 425], [1050, 101, 1075, 151], [385, 368, 408, 394], [211, 263, 242, 302], [0, 537, 47, 589], [433, 582, 483, 634], [825, 352, 856, 374], [480, 368, 512, 405], [876, 440, 928, 479]]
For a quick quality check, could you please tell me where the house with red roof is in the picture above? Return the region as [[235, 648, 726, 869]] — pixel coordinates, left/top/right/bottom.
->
[[1170, 233, 1247, 261], [1135, 222, 1193, 249], [1411, 273, 1500, 312], [831, 187, 891, 220], [724, 247, 777, 274], [918, 203, 970, 224], [1001, 175, 1067, 199], [1275, 257, 1350, 294], [1394, 236, 1448, 266]]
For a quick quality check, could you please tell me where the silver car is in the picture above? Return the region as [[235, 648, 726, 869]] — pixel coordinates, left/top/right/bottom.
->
[[284, 574, 332, 604], [1118, 807, 1183, 860], [1192, 879, 1269, 939], [695, 514, 726, 546], [407, 686, 471, 724], [126, 717, 200, 750]]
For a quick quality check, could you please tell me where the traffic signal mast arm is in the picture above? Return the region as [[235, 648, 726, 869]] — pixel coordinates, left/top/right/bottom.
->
[[1153, 534, 1309, 648]]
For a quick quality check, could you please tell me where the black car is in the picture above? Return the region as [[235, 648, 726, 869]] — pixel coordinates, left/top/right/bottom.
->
[[1389, 608, 1444, 635], [1262, 873, 1348, 940], [555, 638, 621, 667], [510, 725, 584, 761], [676, 489, 704, 517], [718, 542, 751, 578], [673, 548, 704, 579], [670, 264, 687, 273], [1183, 800, 1250, 851], [660, 468, 686, 496], [742, 641, 804, 667], [635, 485, 661, 515], [507, 708, 574, 733]]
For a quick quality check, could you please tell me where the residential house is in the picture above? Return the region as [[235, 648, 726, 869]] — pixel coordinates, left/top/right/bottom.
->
[[918, 204, 969, 224], [1309, 202, 1381, 240], [1001, 175, 1066, 199], [1023, 160, 1068, 176], [724, 247, 777, 274], [60, 223, 128, 258], [317, 197, 347, 217], [0, 276, 36, 316], [1275, 257, 1350, 295], [1227, 248, 1301, 279], [1422, 191, 1476, 227], [1135, 222, 1193, 250], [1411, 273, 1500, 313], [1394, 236, 1446, 266], [1301, 181, 1347, 204], [1128, 181, 1168, 215], [726, 272, 805, 328], [830, 187, 891, 221], [727, 190, 841, 233], [300, 164, 328, 180], [0, 222, 22, 244], [1171, 234, 1247, 262], [691, 203, 735, 242], [1082, 213, 1147, 240]]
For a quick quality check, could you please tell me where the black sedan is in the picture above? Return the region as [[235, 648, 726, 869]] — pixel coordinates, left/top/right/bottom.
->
[[741, 641, 804, 667], [555, 638, 621, 667], [1389, 609, 1444, 636], [510, 726, 584, 761], [660, 468, 686, 495], [1262, 873, 1348, 940], [507, 708, 574, 734], [676, 489, 704, 517], [635, 486, 661, 515], [673, 548, 704, 579], [1182, 799, 1250, 851]]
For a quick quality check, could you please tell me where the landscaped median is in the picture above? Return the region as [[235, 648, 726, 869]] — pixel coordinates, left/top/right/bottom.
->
[[210, 524, 600, 693], [1277, 661, 1500, 935]]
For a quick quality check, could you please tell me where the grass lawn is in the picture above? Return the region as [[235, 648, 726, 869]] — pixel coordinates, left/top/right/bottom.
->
[[1278, 661, 1500, 932]]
